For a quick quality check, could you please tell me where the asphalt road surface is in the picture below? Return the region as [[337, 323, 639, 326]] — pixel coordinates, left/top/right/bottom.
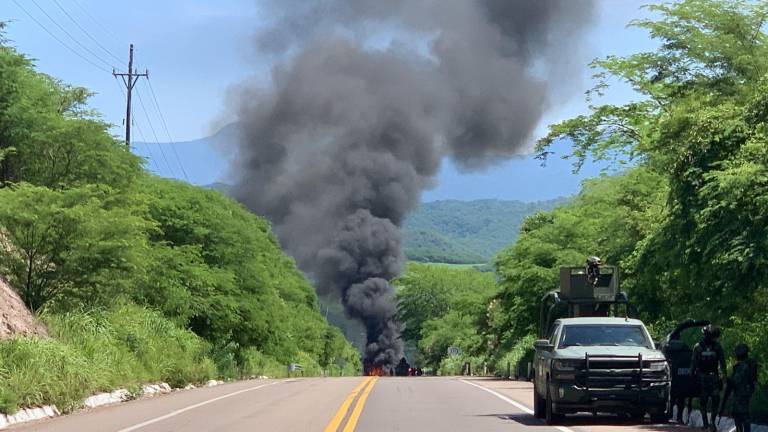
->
[[10, 377, 692, 432]]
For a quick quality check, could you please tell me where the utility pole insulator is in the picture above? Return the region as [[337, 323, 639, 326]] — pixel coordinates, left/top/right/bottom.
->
[[113, 44, 148, 148]]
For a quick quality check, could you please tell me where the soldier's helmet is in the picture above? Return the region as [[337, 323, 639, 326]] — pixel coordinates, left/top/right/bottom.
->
[[587, 256, 601, 266], [702, 324, 721, 339], [735, 343, 749, 360]]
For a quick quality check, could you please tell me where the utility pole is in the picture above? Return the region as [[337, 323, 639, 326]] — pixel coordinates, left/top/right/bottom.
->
[[113, 44, 148, 147]]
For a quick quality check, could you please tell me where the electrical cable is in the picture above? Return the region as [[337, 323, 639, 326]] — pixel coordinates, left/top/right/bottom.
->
[[51, 0, 124, 64], [136, 87, 176, 177], [146, 79, 190, 182], [70, 0, 127, 47], [28, 0, 116, 70], [113, 76, 159, 172], [10, 0, 111, 73]]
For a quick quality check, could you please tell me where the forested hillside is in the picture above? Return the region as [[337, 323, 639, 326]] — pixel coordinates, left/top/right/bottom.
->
[[396, 0, 767, 419], [403, 198, 566, 263], [0, 24, 359, 415]]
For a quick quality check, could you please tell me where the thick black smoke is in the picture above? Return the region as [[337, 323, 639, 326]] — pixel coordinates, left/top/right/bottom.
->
[[230, 0, 595, 370]]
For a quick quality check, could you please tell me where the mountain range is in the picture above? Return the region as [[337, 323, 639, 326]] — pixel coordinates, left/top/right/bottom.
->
[[402, 198, 567, 264]]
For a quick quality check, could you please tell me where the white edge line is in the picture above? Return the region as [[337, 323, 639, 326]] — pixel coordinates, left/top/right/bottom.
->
[[460, 379, 576, 432], [117, 380, 283, 432]]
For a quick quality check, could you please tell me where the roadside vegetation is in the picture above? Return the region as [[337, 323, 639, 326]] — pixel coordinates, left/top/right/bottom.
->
[[0, 23, 359, 415], [396, 0, 767, 420]]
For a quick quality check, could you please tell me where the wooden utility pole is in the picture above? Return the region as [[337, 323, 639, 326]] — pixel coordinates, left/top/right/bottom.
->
[[113, 44, 148, 147]]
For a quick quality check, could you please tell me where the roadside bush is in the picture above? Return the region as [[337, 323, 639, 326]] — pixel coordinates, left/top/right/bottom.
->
[[239, 347, 288, 378], [437, 354, 489, 376], [493, 334, 535, 378]]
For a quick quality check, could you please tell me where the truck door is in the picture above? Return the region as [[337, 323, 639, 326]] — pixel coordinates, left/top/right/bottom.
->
[[537, 322, 560, 391]]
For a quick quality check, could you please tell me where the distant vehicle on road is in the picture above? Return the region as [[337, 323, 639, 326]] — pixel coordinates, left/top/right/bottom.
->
[[532, 261, 670, 425], [395, 357, 411, 376]]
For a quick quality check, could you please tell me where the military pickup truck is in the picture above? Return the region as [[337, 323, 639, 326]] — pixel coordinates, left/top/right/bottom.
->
[[532, 263, 671, 425]]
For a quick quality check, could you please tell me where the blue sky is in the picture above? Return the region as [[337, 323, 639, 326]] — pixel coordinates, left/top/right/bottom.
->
[[3, 0, 658, 202]]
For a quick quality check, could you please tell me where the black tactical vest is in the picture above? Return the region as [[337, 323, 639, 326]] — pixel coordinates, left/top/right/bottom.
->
[[698, 343, 720, 374]]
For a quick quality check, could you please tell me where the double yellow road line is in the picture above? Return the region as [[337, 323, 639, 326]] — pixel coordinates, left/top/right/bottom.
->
[[323, 376, 378, 432]]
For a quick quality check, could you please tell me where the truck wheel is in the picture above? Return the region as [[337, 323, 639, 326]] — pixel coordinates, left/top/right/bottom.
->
[[650, 412, 668, 424], [545, 380, 563, 425], [533, 377, 544, 419]]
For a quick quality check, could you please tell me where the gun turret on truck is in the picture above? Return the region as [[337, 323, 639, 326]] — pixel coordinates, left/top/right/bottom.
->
[[532, 261, 671, 425]]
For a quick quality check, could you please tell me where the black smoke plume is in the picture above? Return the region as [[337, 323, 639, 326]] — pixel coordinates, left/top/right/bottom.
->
[[229, 0, 595, 370]]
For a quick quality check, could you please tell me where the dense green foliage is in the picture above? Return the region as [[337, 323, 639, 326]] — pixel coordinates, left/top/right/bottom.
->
[[0, 24, 359, 414], [403, 198, 565, 263], [394, 263, 497, 372], [395, 0, 768, 418], [520, 0, 768, 417]]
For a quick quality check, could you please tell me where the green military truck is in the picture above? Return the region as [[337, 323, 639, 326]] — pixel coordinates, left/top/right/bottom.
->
[[532, 263, 670, 425]]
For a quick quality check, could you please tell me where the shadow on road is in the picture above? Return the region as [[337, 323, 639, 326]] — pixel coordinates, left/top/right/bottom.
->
[[477, 412, 691, 431], [476, 413, 544, 426]]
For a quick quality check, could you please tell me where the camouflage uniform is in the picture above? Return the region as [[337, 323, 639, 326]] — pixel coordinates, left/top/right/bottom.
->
[[691, 331, 725, 430], [723, 345, 757, 432]]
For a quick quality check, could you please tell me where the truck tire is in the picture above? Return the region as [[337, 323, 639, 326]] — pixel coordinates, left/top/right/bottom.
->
[[545, 380, 563, 425], [533, 376, 544, 419], [650, 412, 668, 424]]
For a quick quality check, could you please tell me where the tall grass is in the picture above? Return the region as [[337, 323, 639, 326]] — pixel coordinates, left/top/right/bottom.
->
[[0, 304, 216, 414], [0, 304, 348, 415]]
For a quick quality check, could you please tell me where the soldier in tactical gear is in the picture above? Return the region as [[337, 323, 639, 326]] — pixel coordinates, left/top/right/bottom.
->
[[586, 256, 601, 287], [691, 324, 726, 430], [719, 344, 758, 432]]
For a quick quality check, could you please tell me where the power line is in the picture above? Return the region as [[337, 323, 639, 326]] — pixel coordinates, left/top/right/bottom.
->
[[113, 44, 148, 147], [113, 76, 158, 172], [51, 0, 124, 64], [135, 86, 176, 177], [70, 0, 127, 47], [146, 79, 190, 182], [10, 0, 111, 73], [28, 0, 115, 70], [132, 120, 155, 172]]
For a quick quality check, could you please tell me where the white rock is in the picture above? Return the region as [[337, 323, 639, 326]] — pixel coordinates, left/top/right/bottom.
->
[[7, 408, 30, 424], [43, 405, 59, 417], [206, 380, 219, 387], [4, 405, 57, 426], [184, 384, 196, 390], [0, 414, 9, 429], [158, 383, 172, 393], [83, 389, 130, 409]]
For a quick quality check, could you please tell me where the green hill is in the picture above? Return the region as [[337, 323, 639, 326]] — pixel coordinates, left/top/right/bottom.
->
[[403, 198, 567, 263]]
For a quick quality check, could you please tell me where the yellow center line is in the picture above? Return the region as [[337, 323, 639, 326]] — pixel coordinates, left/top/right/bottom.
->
[[342, 376, 378, 432], [323, 377, 373, 432]]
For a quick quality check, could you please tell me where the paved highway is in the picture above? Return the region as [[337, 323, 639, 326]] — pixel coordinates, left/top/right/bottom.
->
[[11, 377, 690, 432]]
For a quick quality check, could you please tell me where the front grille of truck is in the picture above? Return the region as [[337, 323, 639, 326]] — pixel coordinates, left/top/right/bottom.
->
[[575, 354, 668, 390]]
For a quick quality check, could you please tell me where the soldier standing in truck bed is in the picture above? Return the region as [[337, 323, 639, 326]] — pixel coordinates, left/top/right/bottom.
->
[[691, 324, 726, 431], [720, 343, 758, 432]]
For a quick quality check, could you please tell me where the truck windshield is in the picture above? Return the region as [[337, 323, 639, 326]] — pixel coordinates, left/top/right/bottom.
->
[[559, 325, 650, 348]]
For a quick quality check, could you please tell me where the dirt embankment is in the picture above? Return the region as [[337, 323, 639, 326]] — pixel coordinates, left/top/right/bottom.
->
[[0, 274, 47, 340]]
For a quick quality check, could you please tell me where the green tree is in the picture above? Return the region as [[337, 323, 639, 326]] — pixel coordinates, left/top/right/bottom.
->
[[394, 263, 496, 368], [0, 26, 141, 189], [0, 184, 148, 311]]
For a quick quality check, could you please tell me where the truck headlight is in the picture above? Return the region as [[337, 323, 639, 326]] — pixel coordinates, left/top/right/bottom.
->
[[648, 361, 667, 371], [553, 360, 580, 371]]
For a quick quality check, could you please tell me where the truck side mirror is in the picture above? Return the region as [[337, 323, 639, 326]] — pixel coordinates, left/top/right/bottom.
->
[[534, 339, 554, 351]]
